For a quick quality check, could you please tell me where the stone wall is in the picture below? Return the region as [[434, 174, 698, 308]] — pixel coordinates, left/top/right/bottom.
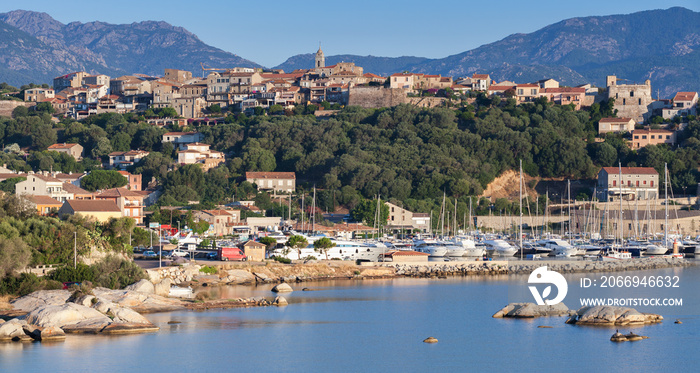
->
[[0, 101, 35, 118], [347, 87, 408, 108]]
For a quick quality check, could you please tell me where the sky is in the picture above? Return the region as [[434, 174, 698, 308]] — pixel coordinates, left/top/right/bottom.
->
[[1, 0, 699, 67]]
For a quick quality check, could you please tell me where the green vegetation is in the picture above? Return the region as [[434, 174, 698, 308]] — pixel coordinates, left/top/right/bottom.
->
[[286, 235, 308, 259], [80, 170, 129, 191], [269, 255, 291, 264], [313, 237, 336, 260], [199, 265, 218, 274]]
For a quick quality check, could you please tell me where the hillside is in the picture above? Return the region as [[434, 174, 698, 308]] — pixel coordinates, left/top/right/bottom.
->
[[0, 10, 261, 86]]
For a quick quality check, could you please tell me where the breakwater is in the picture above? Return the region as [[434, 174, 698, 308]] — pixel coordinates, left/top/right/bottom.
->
[[385, 257, 694, 278]]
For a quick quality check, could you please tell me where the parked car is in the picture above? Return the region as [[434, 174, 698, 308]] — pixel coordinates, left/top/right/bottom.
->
[[142, 250, 157, 259], [170, 249, 189, 259], [206, 252, 218, 260], [62, 282, 80, 289]]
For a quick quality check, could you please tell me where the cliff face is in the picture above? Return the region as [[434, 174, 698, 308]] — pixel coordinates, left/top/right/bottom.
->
[[0, 10, 260, 86]]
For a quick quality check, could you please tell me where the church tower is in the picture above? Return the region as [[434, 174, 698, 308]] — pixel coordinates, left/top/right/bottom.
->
[[315, 45, 325, 69]]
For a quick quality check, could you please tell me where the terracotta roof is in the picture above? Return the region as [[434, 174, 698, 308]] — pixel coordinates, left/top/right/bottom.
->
[[632, 129, 674, 134], [673, 92, 698, 102], [245, 172, 296, 179], [30, 174, 63, 183], [472, 74, 489, 79], [62, 182, 92, 195], [201, 209, 237, 216], [516, 84, 539, 88], [48, 143, 80, 150], [65, 200, 120, 212], [97, 188, 144, 198], [0, 173, 26, 180], [24, 195, 62, 205], [163, 132, 197, 136], [488, 85, 516, 91], [53, 173, 82, 180], [599, 117, 633, 123], [600, 167, 658, 175]]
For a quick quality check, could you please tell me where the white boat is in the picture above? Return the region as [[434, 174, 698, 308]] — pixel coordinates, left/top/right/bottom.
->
[[169, 286, 193, 298], [452, 238, 486, 257], [537, 239, 577, 257], [599, 248, 632, 261], [482, 240, 517, 257], [413, 239, 448, 257], [272, 239, 388, 261]]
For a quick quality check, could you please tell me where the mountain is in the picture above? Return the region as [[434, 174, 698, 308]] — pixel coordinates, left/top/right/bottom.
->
[[274, 54, 431, 76], [412, 7, 700, 97], [276, 7, 699, 97], [0, 10, 261, 87]]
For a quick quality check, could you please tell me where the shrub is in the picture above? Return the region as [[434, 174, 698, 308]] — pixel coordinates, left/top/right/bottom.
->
[[270, 256, 291, 264], [199, 265, 217, 274]]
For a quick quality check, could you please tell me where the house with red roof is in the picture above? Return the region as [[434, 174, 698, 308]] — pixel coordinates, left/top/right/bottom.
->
[[662, 91, 698, 119], [245, 172, 296, 193], [47, 143, 83, 160], [596, 167, 659, 201]]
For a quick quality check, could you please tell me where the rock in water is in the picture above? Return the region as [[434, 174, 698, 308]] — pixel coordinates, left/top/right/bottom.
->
[[610, 331, 627, 342], [675, 319, 683, 324], [492, 303, 571, 318], [423, 337, 438, 343], [538, 326, 553, 328], [273, 296, 288, 306], [271, 283, 293, 293], [0, 319, 28, 341], [569, 306, 662, 325], [39, 326, 66, 341]]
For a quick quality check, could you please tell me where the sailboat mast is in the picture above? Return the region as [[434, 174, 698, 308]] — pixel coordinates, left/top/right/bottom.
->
[[519, 160, 523, 259], [665, 163, 668, 247], [567, 179, 571, 243], [618, 162, 623, 245], [312, 185, 316, 234]]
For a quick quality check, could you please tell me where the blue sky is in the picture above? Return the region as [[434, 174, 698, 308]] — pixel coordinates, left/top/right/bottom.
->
[[2, 0, 699, 67]]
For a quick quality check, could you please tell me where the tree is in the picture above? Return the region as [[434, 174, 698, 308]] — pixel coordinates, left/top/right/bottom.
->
[[0, 236, 32, 277], [350, 199, 390, 227], [80, 170, 128, 191], [285, 235, 308, 260], [313, 237, 335, 260], [259, 236, 277, 253]]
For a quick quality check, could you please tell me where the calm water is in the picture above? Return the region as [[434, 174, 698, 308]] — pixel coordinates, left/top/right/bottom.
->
[[3, 265, 700, 372]]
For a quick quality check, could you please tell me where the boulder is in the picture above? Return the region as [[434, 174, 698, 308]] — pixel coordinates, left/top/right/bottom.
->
[[110, 306, 152, 324], [154, 278, 173, 297], [253, 272, 271, 283], [570, 306, 663, 325], [124, 279, 155, 294], [610, 331, 627, 342], [22, 303, 111, 328], [271, 283, 293, 293], [272, 296, 288, 306], [11, 290, 72, 312], [93, 299, 115, 315], [226, 269, 255, 284], [0, 319, 28, 341], [423, 337, 438, 343], [492, 303, 571, 318], [74, 294, 96, 308], [38, 326, 66, 341]]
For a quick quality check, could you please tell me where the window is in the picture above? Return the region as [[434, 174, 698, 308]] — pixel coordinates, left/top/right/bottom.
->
[[651, 135, 655, 139], [666, 135, 671, 139], [613, 180, 616, 186], [642, 135, 647, 139], [630, 91, 634, 97], [636, 181, 639, 187], [651, 181, 654, 187], [638, 98, 642, 105], [518, 89, 524, 95], [634, 135, 639, 139], [644, 180, 647, 185], [623, 98, 626, 105]]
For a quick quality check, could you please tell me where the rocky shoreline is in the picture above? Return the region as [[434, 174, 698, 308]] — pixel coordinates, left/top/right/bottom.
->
[[386, 257, 694, 278]]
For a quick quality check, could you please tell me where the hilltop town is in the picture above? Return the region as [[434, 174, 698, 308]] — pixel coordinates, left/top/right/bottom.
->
[[0, 46, 698, 244]]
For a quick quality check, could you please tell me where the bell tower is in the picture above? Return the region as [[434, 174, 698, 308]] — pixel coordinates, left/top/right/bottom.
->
[[315, 44, 325, 69]]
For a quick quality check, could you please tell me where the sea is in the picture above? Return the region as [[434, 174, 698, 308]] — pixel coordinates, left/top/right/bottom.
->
[[2, 264, 700, 372]]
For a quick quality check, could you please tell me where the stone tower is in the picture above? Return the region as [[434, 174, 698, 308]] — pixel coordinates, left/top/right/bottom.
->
[[315, 45, 325, 69]]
